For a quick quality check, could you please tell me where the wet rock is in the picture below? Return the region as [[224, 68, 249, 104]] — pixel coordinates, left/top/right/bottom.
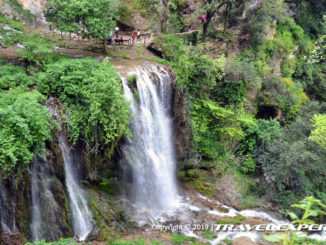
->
[[147, 42, 164, 58], [0, 233, 25, 245]]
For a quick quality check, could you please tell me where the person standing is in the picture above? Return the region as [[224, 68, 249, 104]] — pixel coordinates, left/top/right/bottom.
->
[[115, 26, 119, 38], [137, 29, 141, 41], [108, 30, 112, 44], [132, 29, 136, 42], [201, 15, 206, 23]]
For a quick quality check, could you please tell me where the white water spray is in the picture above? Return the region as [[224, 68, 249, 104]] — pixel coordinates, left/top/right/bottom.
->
[[121, 64, 179, 213], [48, 99, 92, 241]]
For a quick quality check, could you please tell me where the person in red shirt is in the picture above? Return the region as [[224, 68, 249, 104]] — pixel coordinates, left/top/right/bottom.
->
[[132, 29, 136, 42], [201, 15, 206, 23]]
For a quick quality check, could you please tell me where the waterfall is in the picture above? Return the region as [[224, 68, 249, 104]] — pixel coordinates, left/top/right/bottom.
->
[[121, 64, 179, 213], [0, 186, 13, 235], [0, 181, 17, 235], [48, 99, 92, 241], [30, 154, 63, 242], [58, 135, 92, 241]]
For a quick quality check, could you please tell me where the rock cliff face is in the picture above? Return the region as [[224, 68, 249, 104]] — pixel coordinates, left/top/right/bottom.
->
[[17, 0, 46, 19], [0, 0, 46, 27]]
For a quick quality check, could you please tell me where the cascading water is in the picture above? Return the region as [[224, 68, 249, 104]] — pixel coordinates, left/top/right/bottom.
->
[[30, 154, 63, 241], [121, 64, 179, 213], [0, 180, 17, 236], [0, 186, 14, 235], [48, 99, 92, 241], [58, 136, 92, 241]]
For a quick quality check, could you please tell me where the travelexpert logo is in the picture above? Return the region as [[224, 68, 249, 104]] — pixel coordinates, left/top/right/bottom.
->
[[151, 224, 326, 232]]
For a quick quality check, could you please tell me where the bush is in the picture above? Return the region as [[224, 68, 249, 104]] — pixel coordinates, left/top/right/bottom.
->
[[0, 87, 54, 180], [152, 34, 185, 60], [191, 99, 254, 159], [258, 102, 326, 207], [259, 76, 307, 120], [249, 0, 285, 46], [17, 34, 55, 66], [0, 64, 32, 90], [38, 58, 130, 153]]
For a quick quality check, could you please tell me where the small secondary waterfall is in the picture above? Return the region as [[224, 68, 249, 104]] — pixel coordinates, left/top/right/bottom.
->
[[0, 184, 17, 235], [122, 64, 179, 213], [48, 99, 92, 241], [30, 154, 62, 241]]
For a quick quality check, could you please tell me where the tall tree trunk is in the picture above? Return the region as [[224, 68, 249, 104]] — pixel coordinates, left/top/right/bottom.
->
[[223, 2, 230, 35], [103, 38, 107, 53], [157, 0, 168, 34], [201, 12, 213, 42]]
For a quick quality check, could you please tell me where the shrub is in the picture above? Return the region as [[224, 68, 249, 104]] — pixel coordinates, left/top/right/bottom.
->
[[0, 87, 54, 180], [38, 58, 130, 153], [258, 102, 326, 207], [17, 34, 55, 66], [152, 34, 185, 60], [259, 76, 307, 120], [0, 64, 32, 90]]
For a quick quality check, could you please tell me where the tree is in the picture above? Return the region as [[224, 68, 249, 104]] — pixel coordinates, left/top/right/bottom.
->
[[45, 0, 118, 52], [38, 58, 130, 154], [0, 87, 54, 180], [307, 16, 326, 63], [310, 114, 326, 150], [200, 0, 246, 42], [249, 0, 285, 46], [257, 102, 326, 206]]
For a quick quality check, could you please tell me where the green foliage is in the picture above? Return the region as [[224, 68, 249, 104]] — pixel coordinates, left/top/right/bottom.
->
[[281, 56, 296, 77], [108, 239, 165, 245], [289, 1, 326, 39], [218, 214, 244, 225], [175, 54, 225, 97], [152, 35, 186, 61], [0, 64, 32, 90], [133, 0, 159, 18], [16, 35, 55, 66], [170, 234, 191, 245], [308, 31, 326, 63], [258, 102, 326, 207], [249, 0, 286, 46], [202, 230, 217, 240], [238, 153, 256, 174], [0, 20, 58, 68], [127, 75, 137, 85], [25, 238, 85, 245], [3, 0, 35, 21], [259, 77, 307, 120], [241, 119, 282, 155], [38, 58, 130, 153], [224, 59, 262, 89], [214, 59, 261, 106], [165, 11, 183, 33], [264, 196, 326, 245], [0, 87, 54, 180], [294, 61, 326, 101], [309, 114, 326, 150], [191, 99, 254, 159], [214, 82, 247, 107], [46, 0, 117, 42]]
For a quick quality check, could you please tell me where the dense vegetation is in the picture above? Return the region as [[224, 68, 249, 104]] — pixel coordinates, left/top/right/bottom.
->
[[150, 0, 326, 209], [38, 58, 130, 153], [0, 15, 130, 180]]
